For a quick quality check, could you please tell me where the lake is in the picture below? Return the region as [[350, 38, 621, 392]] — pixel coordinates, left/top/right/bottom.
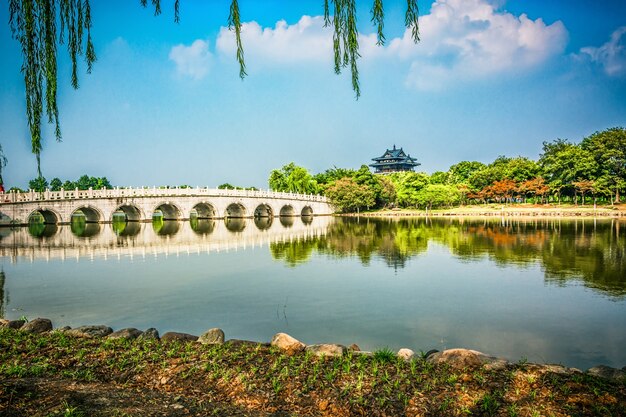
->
[[1, 216, 624, 370]]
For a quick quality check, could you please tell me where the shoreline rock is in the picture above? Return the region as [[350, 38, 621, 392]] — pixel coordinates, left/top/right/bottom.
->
[[3, 319, 624, 381]]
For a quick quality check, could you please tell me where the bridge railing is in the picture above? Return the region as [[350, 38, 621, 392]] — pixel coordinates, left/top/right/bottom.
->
[[0, 187, 328, 204]]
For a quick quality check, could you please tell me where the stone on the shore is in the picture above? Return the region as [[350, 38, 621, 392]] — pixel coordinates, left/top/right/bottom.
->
[[424, 349, 439, 358], [587, 365, 626, 382], [271, 333, 305, 355], [305, 344, 346, 357], [66, 325, 113, 338], [198, 328, 225, 345], [108, 328, 143, 340], [426, 348, 505, 370], [161, 332, 198, 343], [397, 348, 415, 361], [348, 344, 361, 352], [138, 328, 160, 340], [1, 319, 26, 329], [21, 318, 53, 334]]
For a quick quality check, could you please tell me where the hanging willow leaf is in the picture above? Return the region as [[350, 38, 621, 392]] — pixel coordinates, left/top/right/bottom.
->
[[228, 0, 246, 79], [371, 0, 385, 46], [405, 0, 420, 42], [9, 0, 97, 175]]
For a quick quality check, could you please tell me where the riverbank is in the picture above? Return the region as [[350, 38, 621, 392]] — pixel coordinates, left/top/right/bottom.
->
[[344, 203, 626, 218], [1, 321, 625, 416]]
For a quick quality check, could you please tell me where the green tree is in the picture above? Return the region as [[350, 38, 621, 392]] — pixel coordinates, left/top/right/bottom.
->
[[429, 171, 449, 184], [325, 177, 375, 213], [415, 184, 461, 210], [268, 163, 318, 194], [448, 161, 486, 185], [391, 171, 430, 207], [539, 139, 598, 202], [49, 177, 62, 191], [28, 176, 48, 192], [581, 127, 626, 203]]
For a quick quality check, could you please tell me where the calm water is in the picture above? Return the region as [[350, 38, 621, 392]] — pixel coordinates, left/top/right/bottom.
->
[[1, 216, 624, 370]]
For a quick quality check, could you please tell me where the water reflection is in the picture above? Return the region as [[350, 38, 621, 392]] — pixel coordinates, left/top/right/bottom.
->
[[279, 216, 294, 228], [225, 218, 246, 233], [270, 217, 626, 297], [70, 216, 101, 238], [0, 270, 5, 318], [190, 218, 216, 235], [254, 216, 273, 231], [152, 218, 181, 236], [28, 221, 58, 238], [112, 219, 141, 237]]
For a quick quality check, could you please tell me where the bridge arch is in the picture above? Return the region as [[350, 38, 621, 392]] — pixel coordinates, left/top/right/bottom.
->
[[29, 208, 62, 224], [225, 202, 247, 218], [254, 203, 273, 218], [153, 202, 182, 220], [301, 206, 313, 216], [71, 206, 103, 223], [279, 205, 296, 217], [191, 202, 218, 219], [112, 204, 143, 222]]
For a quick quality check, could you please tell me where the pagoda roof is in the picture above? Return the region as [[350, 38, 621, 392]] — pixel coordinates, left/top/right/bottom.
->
[[372, 145, 417, 162]]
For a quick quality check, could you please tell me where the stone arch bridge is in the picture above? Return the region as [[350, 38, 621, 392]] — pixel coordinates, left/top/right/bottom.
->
[[0, 187, 333, 225]]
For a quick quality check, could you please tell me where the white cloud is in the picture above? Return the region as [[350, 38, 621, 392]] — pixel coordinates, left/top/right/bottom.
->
[[385, 0, 568, 89], [169, 39, 212, 80], [213, 0, 567, 89], [216, 16, 332, 65], [579, 26, 626, 77]]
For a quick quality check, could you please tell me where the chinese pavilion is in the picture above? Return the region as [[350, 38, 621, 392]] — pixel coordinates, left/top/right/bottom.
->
[[370, 145, 420, 174]]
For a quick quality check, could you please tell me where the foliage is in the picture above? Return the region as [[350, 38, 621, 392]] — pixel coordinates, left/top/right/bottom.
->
[[325, 177, 375, 212], [9, 0, 96, 175], [218, 183, 258, 190], [268, 163, 318, 194], [414, 184, 461, 209], [29, 175, 112, 191], [28, 176, 48, 192], [581, 127, 626, 203]]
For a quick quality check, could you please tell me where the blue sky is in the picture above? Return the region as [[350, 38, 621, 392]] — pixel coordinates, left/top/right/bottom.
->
[[1, 0, 625, 189]]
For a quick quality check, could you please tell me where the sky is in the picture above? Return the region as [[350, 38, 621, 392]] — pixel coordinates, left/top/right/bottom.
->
[[1, 0, 625, 189]]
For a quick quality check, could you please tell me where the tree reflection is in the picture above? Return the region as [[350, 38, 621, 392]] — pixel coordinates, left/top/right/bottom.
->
[[0, 270, 5, 319], [270, 217, 626, 297]]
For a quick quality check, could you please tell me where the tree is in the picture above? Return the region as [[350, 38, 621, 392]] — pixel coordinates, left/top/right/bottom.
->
[[268, 163, 318, 194], [390, 171, 430, 208], [28, 176, 48, 192], [415, 184, 460, 210], [325, 177, 375, 213], [9, 0, 420, 173], [49, 177, 62, 191], [448, 161, 486, 185], [539, 139, 598, 203], [581, 127, 626, 204]]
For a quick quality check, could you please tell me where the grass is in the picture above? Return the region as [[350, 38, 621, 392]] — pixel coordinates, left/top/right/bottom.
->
[[0, 327, 625, 416]]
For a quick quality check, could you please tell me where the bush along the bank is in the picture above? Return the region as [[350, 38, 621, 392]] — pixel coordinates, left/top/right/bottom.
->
[[1, 318, 625, 417]]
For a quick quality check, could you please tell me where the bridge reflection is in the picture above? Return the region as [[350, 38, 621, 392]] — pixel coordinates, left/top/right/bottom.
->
[[0, 216, 332, 263]]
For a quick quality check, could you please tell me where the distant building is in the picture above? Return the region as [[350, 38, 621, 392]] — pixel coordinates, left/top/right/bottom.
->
[[370, 145, 420, 174]]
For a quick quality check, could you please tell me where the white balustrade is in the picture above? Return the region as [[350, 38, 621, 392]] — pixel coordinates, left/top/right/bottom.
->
[[0, 186, 328, 204]]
